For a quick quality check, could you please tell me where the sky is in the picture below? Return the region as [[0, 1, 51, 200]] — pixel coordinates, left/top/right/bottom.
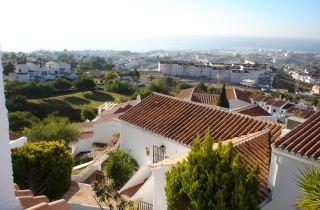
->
[[1, 0, 320, 52]]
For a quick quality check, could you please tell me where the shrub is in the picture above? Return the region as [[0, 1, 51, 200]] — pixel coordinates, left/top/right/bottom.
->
[[6, 95, 28, 112], [73, 76, 95, 91], [12, 141, 74, 200], [165, 131, 260, 210], [296, 167, 320, 210], [104, 78, 134, 95], [102, 149, 138, 189], [81, 107, 96, 121], [8, 111, 40, 132], [51, 78, 72, 90], [196, 82, 208, 92], [23, 115, 80, 145]]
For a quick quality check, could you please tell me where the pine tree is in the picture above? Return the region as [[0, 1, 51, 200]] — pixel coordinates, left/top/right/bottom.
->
[[217, 83, 230, 108], [165, 131, 260, 210]]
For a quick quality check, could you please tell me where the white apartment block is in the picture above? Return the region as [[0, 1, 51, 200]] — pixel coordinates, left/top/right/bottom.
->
[[158, 61, 268, 84], [7, 61, 76, 82]]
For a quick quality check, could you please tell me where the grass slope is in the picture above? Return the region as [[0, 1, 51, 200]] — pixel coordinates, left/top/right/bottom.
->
[[28, 90, 128, 110]]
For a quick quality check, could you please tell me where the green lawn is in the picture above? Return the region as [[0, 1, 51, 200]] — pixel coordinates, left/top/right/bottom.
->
[[28, 90, 129, 110]]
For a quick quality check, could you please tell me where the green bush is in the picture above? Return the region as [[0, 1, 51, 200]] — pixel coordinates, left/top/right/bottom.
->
[[8, 111, 40, 132], [165, 131, 260, 210], [73, 76, 95, 91], [81, 107, 96, 121], [296, 167, 320, 210], [12, 141, 74, 200], [104, 78, 134, 95], [51, 78, 72, 90], [102, 149, 138, 189], [23, 115, 80, 145]]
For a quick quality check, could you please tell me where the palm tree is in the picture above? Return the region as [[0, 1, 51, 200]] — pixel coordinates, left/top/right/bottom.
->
[[296, 167, 320, 210]]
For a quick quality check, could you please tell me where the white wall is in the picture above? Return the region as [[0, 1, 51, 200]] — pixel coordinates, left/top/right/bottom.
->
[[120, 122, 190, 166], [152, 166, 171, 210], [119, 165, 152, 193], [263, 148, 320, 210], [131, 176, 154, 204], [93, 119, 120, 143], [9, 136, 27, 149], [70, 138, 94, 157]]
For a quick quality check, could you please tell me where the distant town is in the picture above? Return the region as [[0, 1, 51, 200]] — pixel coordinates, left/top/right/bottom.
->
[[1, 48, 320, 210]]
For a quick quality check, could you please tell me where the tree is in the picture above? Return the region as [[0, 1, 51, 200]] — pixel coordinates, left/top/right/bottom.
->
[[217, 83, 230, 108], [165, 131, 260, 210], [178, 82, 192, 91], [6, 95, 28, 112], [51, 78, 72, 90], [23, 115, 80, 145], [196, 82, 208, 92], [311, 98, 319, 107], [102, 149, 138, 189], [8, 111, 40, 132], [12, 141, 74, 200], [3, 62, 15, 75], [128, 69, 140, 80], [104, 71, 117, 82], [104, 78, 134, 95], [73, 76, 95, 91], [296, 167, 320, 210], [91, 180, 136, 210], [81, 107, 96, 121]]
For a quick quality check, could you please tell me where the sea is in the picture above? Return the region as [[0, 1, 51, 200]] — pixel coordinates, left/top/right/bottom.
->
[[97, 36, 320, 53]]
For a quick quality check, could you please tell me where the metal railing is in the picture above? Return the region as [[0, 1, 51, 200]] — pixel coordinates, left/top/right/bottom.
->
[[137, 201, 153, 210]]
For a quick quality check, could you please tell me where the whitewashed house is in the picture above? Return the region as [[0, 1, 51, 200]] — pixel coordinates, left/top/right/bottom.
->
[[71, 98, 141, 157], [118, 93, 282, 209], [263, 111, 320, 210]]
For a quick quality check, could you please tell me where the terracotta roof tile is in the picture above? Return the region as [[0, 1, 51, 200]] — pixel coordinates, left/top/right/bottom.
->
[[119, 93, 282, 145], [176, 87, 205, 100], [266, 99, 287, 107], [9, 132, 23, 141], [286, 107, 316, 119], [191, 93, 219, 105], [233, 105, 271, 117], [226, 88, 251, 103], [233, 130, 271, 202], [274, 111, 320, 159]]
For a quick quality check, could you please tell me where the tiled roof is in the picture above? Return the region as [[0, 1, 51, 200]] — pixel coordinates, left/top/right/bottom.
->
[[119, 93, 282, 145], [226, 88, 251, 103], [286, 107, 316, 119], [282, 103, 295, 110], [266, 99, 287, 107], [274, 111, 320, 160], [176, 87, 205, 100], [250, 94, 269, 101], [233, 130, 271, 201], [233, 105, 271, 117], [191, 93, 219, 105]]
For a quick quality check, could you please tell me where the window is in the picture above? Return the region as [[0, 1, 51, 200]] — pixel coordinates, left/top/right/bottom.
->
[[273, 109, 276, 113], [153, 145, 165, 163]]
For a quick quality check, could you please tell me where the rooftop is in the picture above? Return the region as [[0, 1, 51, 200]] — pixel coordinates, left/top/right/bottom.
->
[[119, 93, 282, 146], [232, 105, 271, 117], [274, 111, 320, 160]]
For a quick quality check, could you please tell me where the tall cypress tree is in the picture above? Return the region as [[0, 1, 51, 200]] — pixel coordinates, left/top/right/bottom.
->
[[165, 131, 260, 210], [217, 83, 230, 108]]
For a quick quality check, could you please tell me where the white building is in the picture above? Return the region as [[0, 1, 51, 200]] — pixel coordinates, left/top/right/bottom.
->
[[263, 111, 320, 210], [7, 61, 76, 82], [311, 84, 320, 95], [158, 61, 268, 85], [291, 71, 317, 84], [117, 93, 282, 209]]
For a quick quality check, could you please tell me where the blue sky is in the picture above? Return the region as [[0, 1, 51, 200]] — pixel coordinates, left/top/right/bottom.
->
[[1, 0, 319, 51]]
